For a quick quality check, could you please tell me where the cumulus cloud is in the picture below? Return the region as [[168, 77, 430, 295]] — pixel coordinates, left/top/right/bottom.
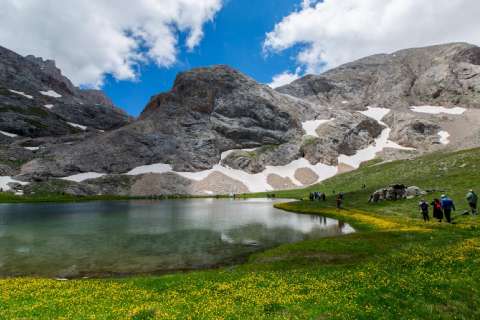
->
[[268, 68, 302, 88], [265, 0, 480, 74], [0, 0, 222, 87]]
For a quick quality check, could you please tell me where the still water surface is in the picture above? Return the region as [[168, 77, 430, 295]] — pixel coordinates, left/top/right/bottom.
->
[[0, 199, 353, 277]]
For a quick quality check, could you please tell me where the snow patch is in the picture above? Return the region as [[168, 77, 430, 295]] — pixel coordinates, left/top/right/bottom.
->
[[301, 119, 332, 137], [61, 172, 105, 182], [40, 90, 62, 98], [438, 131, 450, 145], [24, 147, 39, 151], [410, 106, 466, 115], [67, 122, 87, 130], [0, 177, 29, 191], [0, 131, 18, 138], [9, 89, 33, 99], [127, 158, 338, 193], [44, 104, 54, 109], [127, 163, 172, 176]]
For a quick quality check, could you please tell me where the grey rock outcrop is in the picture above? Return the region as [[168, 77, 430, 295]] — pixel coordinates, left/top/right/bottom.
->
[[301, 111, 384, 165], [221, 144, 302, 174], [383, 112, 441, 149]]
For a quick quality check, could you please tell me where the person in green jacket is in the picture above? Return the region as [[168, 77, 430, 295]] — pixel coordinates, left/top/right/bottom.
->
[[466, 189, 478, 215]]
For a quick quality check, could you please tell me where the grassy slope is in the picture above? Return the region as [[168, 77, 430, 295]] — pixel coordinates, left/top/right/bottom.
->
[[1, 148, 480, 319]]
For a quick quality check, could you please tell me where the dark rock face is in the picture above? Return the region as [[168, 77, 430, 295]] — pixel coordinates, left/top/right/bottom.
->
[[20, 65, 319, 177], [277, 43, 480, 110], [0, 46, 131, 137]]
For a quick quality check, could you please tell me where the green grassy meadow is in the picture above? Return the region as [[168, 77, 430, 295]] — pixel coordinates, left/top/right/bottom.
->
[[1, 148, 480, 319]]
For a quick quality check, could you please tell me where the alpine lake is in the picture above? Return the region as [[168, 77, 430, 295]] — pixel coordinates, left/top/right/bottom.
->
[[0, 198, 353, 278]]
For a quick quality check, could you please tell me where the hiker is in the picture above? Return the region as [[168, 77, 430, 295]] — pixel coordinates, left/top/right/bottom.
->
[[441, 195, 456, 223], [431, 198, 444, 222], [336, 193, 343, 209], [466, 189, 478, 215], [418, 199, 430, 222]]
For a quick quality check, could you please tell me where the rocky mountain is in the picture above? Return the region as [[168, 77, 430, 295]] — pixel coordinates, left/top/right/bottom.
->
[[18, 65, 320, 179], [0, 45, 131, 137], [278, 42, 480, 151], [2, 43, 480, 196]]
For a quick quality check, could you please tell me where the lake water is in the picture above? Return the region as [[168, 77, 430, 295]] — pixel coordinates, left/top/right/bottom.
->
[[0, 199, 354, 278]]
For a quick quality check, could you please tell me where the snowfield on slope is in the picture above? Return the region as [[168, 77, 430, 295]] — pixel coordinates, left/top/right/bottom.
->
[[410, 106, 466, 115], [40, 90, 62, 98], [0, 131, 18, 138], [67, 122, 87, 130], [0, 176, 29, 191], [9, 89, 33, 99], [61, 172, 105, 182]]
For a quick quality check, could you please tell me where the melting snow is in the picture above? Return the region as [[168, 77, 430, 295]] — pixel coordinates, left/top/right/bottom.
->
[[301, 119, 332, 137], [0, 177, 28, 191], [9, 89, 33, 99], [125, 158, 338, 193], [438, 131, 450, 145], [127, 163, 172, 176], [67, 122, 87, 130], [40, 90, 62, 98], [61, 172, 105, 182], [0, 131, 18, 138], [44, 104, 54, 109], [410, 106, 466, 115]]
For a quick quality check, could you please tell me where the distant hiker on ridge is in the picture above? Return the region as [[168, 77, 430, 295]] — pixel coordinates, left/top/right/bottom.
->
[[441, 195, 456, 223], [419, 199, 430, 222], [466, 189, 478, 215], [431, 198, 444, 222]]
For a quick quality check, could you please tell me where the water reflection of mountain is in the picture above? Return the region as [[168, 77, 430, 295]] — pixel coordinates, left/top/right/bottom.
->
[[0, 199, 354, 277]]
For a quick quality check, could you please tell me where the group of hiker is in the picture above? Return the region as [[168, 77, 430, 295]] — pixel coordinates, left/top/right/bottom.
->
[[309, 191, 345, 209], [309, 191, 326, 201], [418, 190, 478, 223]]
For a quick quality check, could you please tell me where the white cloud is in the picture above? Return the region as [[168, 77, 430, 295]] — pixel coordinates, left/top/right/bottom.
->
[[0, 0, 222, 87], [268, 68, 302, 88], [265, 0, 480, 73]]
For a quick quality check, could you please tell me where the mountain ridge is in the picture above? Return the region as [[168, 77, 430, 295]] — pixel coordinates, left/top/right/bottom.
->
[[1, 42, 480, 196]]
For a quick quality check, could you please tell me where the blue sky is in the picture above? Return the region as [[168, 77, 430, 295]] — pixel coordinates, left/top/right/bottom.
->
[[102, 0, 304, 116]]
